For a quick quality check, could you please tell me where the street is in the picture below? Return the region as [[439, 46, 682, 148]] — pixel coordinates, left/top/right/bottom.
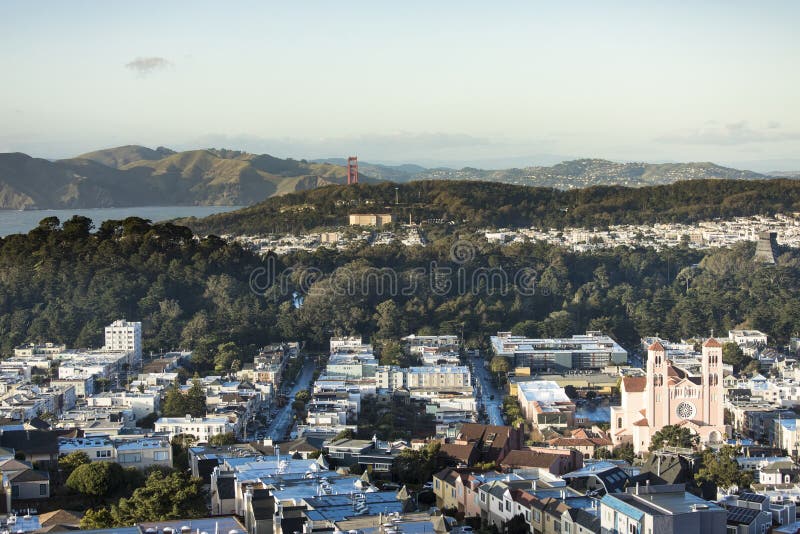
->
[[471, 353, 504, 426], [264, 356, 316, 441]]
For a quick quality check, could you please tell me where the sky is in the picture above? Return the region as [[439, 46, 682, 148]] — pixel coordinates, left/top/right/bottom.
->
[[1, 1, 799, 171]]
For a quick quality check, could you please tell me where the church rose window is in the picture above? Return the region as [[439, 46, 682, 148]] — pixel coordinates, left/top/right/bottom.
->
[[676, 402, 695, 419]]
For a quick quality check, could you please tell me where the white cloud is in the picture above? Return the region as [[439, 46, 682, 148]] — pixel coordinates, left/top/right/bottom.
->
[[125, 56, 172, 76]]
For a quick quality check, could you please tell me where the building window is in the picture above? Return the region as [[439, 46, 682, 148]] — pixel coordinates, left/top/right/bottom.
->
[[96, 450, 111, 458], [505, 499, 511, 511], [119, 453, 142, 463], [39, 484, 47, 496], [154, 451, 169, 461]]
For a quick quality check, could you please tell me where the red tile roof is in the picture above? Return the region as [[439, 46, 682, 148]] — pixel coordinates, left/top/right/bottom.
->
[[622, 376, 646, 392], [648, 341, 666, 352], [703, 338, 722, 348], [500, 449, 561, 469]]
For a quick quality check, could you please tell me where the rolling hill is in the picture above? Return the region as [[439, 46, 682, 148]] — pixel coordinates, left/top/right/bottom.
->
[[0, 146, 377, 209], [0, 145, 789, 210], [180, 178, 800, 236], [333, 158, 770, 188]]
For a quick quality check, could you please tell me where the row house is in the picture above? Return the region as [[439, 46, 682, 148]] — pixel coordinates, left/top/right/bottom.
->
[[0, 384, 76, 421], [55, 406, 134, 436], [600, 484, 726, 534], [439, 423, 524, 467], [476, 478, 602, 534], [154, 415, 236, 443], [85, 391, 159, 420], [59, 435, 172, 469]]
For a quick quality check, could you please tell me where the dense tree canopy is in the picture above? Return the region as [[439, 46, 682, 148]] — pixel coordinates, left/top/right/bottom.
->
[[185, 178, 800, 235], [1, 215, 799, 370], [649, 425, 701, 451], [66, 462, 125, 501], [0, 217, 271, 370], [392, 442, 441, 485], [162, 377, 207, 417], [80, 470, 207, 528], [208, 432, 237, 446], [59, 451, 91, 477], [696, 445, 754, 490]]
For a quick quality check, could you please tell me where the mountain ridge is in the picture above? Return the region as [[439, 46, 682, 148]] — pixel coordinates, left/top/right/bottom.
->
[[0, 145, 790, 210], [0, 146, 375, 210]]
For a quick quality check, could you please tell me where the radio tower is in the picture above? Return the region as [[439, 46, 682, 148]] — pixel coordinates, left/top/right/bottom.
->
[[347, 156, 359, 185]]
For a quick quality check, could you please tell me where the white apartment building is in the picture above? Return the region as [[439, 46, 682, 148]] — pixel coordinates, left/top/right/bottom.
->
[[402, 334, 459, 354], [329, 336, 369, 353], [326, 352, 379, 379], [729, 329, 769, 347], [55, 350, 133, 379], [85, 391, 159, 420], [13, 343, 66, 358], [104, 319, 142, 363], [376, 365, 471, 390], [59, 436, 172, 469], [407, 366, 471, 389], [154, 415, 235, 443]]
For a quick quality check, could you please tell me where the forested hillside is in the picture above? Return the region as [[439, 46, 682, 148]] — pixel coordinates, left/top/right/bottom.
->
[[1, 217, 798, 371], [184, 178, 800, 235]]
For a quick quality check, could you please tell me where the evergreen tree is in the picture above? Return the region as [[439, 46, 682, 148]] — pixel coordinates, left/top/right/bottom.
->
[[162, 378, 187, 417]]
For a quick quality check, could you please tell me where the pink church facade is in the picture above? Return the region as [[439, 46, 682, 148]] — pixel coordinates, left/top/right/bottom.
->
[[610, 338, 728, 454]]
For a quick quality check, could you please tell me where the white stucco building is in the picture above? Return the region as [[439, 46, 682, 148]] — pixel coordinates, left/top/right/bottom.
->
[[104, 319, 142, 364]]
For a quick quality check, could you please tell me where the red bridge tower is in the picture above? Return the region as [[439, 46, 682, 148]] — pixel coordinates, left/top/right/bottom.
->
[[347, 156, 359, 185]]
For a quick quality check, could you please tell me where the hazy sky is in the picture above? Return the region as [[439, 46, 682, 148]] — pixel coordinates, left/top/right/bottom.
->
[[1, 1, 798, 170]]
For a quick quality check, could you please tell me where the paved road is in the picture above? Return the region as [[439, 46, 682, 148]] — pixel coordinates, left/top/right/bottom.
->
[[265, 357, 316, 440], [471, 353, 504, 426]]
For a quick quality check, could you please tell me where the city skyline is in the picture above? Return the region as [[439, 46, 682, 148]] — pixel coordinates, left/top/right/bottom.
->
[[1, 1, 799, 171]]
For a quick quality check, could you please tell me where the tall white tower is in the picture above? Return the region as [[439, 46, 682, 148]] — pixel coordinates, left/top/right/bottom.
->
[[104, 319, 142, 364]]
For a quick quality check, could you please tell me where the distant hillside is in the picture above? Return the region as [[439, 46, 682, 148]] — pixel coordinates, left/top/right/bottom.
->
[[312, 158, 428, 182], [181, 178, 800, 236], [346, 158, 771, 188], [76, 144, 175, 168], [0, 146, 379, 209], [1, 145, 792, 210]]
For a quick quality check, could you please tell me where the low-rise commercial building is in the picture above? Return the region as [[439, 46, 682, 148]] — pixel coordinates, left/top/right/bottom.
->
[[491, 331, 627, 371]]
